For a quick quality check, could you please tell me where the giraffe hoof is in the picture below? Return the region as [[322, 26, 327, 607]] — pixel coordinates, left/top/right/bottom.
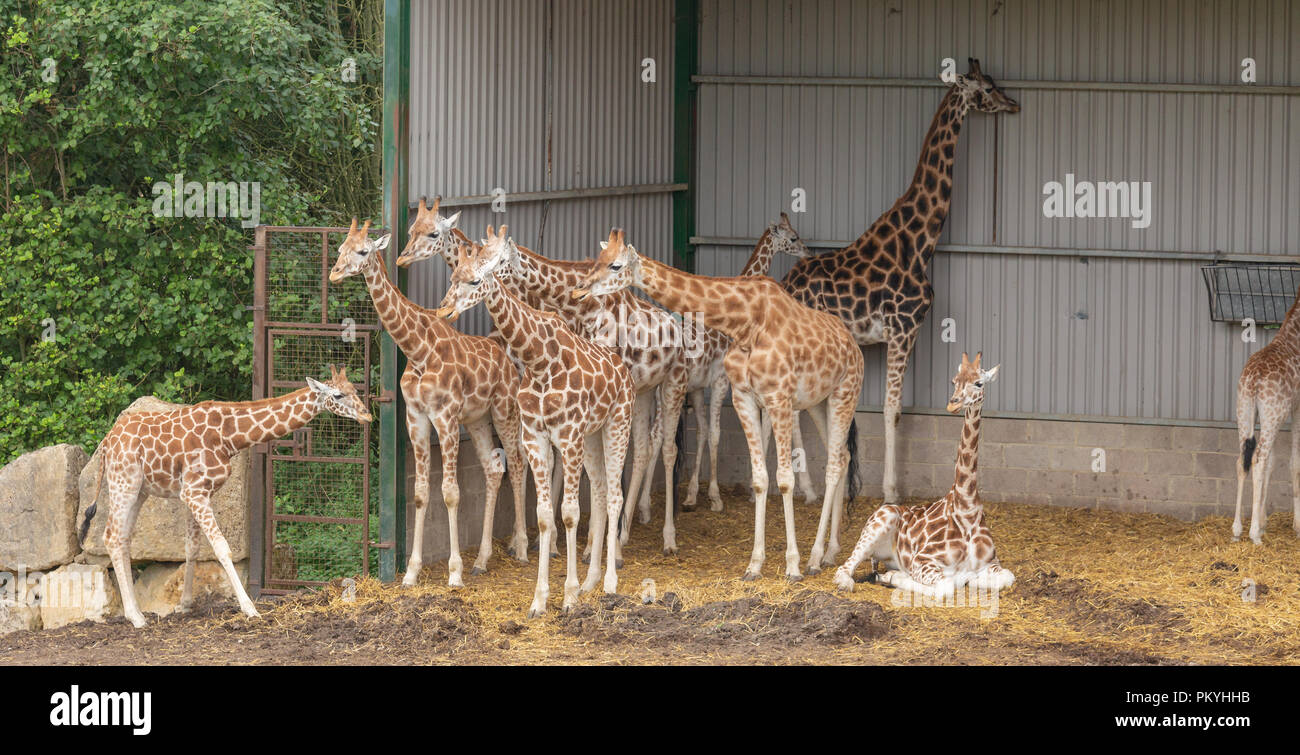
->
[[680, 504, 697, 513], [710, 504, 723, 513], [469, 567, 486, 577], [740, 572, 760, 582], [786, 574, 803, 584], [615, 559, 624, 569], [581, 553, 591, 565], [806, 566, 822, 576], [527, 608, 545, 619]]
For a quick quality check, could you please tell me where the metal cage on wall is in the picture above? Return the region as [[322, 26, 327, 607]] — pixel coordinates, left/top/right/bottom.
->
[[1201, 263, 1300, 325]]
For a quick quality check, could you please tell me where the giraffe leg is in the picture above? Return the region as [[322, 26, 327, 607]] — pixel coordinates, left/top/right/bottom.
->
[[176, 509, 201, 613], [491, 396, 530, 563], [658, 373, 688, 555], [433, 410, 466, 587], [402, 408, 433, 586], [557, 437, 586, 612], [733, 391, 769, 581], [707, 370, 728, 511], [1291, 403, 1300, 539], [683, 388, 707, 511], [640, 389, 665, 523], [467, 419, 504, 576], [618, 392, 653, 546], [601, 405, 632, 594], [580, 438, 608, 594], [1250, 410, 1281, 545], [104, 477, 147, 628], [1232, 391, 1254, 541], [883, 335, 916, 504], [523, 428, 554, 619], [542, 457, 561, 558], [833, 505, 903, 592], [183, 481, 258, 619], [793, 414, 819, 504], [768, 400, 802, 581], [807, 398, 852, 573]]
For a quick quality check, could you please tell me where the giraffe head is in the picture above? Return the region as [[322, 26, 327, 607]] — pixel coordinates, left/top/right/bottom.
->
[[768, 212, 815, 260], [945, 351, 1000, 413], [305, 364, 373, 423], [329, 218, 391, 282], [954, 58, 1019, 114], [571, 228, 638, 301], [434, 224, 514, 322], [395, 195, 463, 268]]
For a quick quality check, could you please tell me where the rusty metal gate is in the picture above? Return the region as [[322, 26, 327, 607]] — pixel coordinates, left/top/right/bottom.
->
[[249, 226, 385, 595]]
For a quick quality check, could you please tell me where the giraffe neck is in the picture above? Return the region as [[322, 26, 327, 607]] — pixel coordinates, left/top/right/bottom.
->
[[950, 406, 982, 513], [361, 256, 446, 358], [482, 282, 563, 376], [502, 245, 591, 322], [219, 387, 320, 449], [1274, 291, 1300, 347], [739, 228, 779, 277], [634, 256, 761, 343]]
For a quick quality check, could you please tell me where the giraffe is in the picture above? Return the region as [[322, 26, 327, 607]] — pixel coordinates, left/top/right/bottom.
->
[[397, 199, 688, 556], [1233, 290, 1300, 544], [833, 352, 1014, 599], [329, 218, 528, 588], [435, 225, 635, 617], [573, 229, 863, 580], [779, 58, 1019, 504], [77, 366, 372, 628], [680, 212, 818, 511]]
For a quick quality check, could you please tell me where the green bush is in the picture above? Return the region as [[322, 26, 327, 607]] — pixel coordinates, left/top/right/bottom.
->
[[0, 0, 381, 465]]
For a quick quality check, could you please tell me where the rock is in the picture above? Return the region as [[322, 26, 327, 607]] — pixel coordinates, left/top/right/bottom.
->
[[0, 601, 42, 633], [39, 562, 122, 629], [134, 560, 249, 617], [0, 444, 90, 572], [0, 570, 44, 634], [76, 396, 250, 562]]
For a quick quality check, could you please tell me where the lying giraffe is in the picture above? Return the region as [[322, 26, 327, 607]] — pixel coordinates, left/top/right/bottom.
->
[[779, 59, 1019, 504], [398, 198, 688, 556], [436, 225, 635, 616], [574, 229, 863, 580], [833, 352, 1014, 599], [1233, 289, 1300, 544], [681, 212, 817, 511], [78, 366, 372, 628], [330, 218, 528, 587]]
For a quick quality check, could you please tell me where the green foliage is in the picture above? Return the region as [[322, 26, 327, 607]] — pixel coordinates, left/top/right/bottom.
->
[[0, 0, 381, 465]]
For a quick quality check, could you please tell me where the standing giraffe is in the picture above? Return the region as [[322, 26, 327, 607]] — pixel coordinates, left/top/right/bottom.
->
[[397, 200, 688, 556], [436, 226, 635, 616], [329, 219, 529, 587], [1233, 291, 1300, 544], [780, 58, 1019, 504], [833, 352, 1014, 599], [574, 229, 863, 580], [78, 366, 372, 628], [681, 212, 817, 511]]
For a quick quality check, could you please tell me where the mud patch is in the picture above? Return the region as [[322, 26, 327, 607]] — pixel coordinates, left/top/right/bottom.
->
[[1018, 570, 1187, 634], [557, 590, 890, 648]]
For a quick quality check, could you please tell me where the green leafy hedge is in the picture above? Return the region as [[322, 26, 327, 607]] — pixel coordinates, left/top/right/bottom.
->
[[0, 0, 381, 465]]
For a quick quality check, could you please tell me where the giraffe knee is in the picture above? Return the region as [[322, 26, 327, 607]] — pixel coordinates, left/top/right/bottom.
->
[[750, 473, 768, 498], [441, 483, 459, 509], [776, 467, 794, 496]]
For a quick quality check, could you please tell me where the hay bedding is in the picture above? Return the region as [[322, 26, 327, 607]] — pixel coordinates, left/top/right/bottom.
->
[[2, 490, 1299, 665]]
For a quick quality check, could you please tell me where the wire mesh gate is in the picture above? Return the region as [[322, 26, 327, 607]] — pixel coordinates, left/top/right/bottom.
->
[[249, 226, 385, 594]]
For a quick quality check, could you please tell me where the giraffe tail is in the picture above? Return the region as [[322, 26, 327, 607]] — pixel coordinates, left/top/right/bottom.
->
[[1241, 436, 1257, 473], [845, 419, 860, 516], [1236, 383, 1257, 473], [78, 443, 108, 546]]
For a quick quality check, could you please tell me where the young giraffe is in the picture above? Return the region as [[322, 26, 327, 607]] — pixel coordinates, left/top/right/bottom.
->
[[681, 212, 818, 511], [397, 198, 688, 556], [78, 366, 372, 628], [574, 229, 863, 580], [329, 218, 528, 587], [436, 225, 635, 616], [1233, 290, 1300, 544], [833, 352, 1014, 599], [780, 59, 1019, 504]]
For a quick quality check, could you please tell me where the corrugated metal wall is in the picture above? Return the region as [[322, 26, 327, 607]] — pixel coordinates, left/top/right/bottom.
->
[[695, 0, 1300, 423], [407, 0, 676, 339]]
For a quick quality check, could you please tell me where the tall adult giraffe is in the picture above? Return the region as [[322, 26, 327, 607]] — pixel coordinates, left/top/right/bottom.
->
[[780, 58, 1019, 503]]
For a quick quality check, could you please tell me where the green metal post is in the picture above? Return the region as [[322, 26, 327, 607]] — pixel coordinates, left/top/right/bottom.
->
[[671, 0, 700, 272], [379, 0, 410, 582]]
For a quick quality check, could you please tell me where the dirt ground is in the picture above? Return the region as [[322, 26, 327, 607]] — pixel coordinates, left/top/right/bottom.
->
[[4, 489, 1299, 665]]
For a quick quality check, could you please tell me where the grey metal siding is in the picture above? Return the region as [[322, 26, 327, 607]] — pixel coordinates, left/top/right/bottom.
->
[[695, 0, 1300, 423], [408, 0, 675, 320]]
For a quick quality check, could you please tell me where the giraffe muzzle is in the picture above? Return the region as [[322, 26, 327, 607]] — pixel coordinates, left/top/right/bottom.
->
[[434, 305, 459, 322], [571, 288, 590, 301]]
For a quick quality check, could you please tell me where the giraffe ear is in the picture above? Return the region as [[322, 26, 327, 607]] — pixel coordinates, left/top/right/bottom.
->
[[600, 241, 609, 250], [443, 210, 461, 228], [306, 377, 331, 395], [371, 233, 391, 251], [981, 365, 1000, 383]]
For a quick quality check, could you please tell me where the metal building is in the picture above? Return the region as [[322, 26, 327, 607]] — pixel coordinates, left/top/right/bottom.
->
[[376, 0, 1300, 574]]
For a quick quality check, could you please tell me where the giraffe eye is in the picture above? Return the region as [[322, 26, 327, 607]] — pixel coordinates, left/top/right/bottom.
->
[[609, 263, 623, 271], [974, 381, 983, 388], [469, 279, 481, 287], [333, 391, 344, 399]]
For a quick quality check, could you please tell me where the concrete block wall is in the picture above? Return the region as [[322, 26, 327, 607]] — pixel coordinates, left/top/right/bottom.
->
[[684, 408, 1295, 523]]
